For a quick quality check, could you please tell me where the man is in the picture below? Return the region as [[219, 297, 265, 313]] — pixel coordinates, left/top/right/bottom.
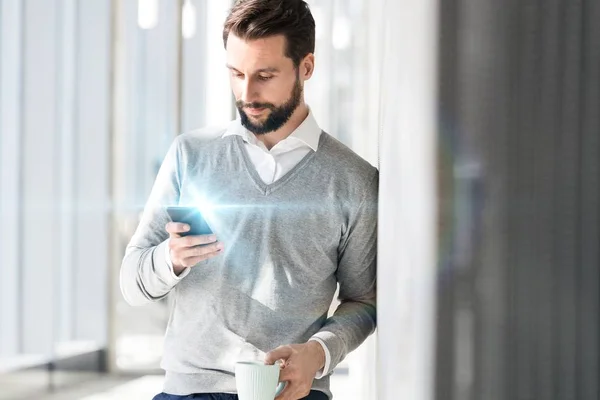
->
[[120, 1, 378, 399]]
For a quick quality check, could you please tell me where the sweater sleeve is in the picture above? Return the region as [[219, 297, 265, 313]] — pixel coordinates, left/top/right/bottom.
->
[[120, 137, 186, 306], [309, 170, 378, 375]]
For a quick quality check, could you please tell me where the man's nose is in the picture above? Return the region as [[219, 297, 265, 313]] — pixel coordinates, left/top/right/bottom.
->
[[240, 78, 260, 104]]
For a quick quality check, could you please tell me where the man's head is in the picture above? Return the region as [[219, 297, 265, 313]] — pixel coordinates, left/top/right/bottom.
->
[[223, 0, 316, 135]]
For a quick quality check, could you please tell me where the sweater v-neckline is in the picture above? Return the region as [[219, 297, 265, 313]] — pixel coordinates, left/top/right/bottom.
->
[[232, 134, 322, 195]]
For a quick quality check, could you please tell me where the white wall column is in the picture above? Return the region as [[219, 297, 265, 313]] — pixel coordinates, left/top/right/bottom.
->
[[72, 0, 112, 345], [378, 0, 439, 399], [20, 0, 60, 355], [0, 0, 24, 358]]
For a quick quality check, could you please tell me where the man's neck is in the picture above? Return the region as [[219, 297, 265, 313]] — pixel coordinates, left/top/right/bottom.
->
[[254, 103, 309, 150]]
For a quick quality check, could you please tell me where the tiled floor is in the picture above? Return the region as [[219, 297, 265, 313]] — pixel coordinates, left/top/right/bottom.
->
[[33, 370, 353, 400]]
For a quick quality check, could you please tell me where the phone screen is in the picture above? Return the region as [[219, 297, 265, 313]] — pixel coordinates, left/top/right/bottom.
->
[[166, 206, 213, 236]]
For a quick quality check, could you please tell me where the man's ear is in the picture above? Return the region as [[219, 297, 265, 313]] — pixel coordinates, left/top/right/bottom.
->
[[301, 54, 315, 80]]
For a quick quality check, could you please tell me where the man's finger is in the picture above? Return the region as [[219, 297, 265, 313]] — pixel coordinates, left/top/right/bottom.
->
[[189, 241, 223, 256], [182, 250, 222, 266], [179, 242, 222, 261], [165, 222, 190, 234], [187, 235, 220, 248], [274, 382, 295, 400], [277, 364, 295, 383], [265, 345, 294, 365], [173, 234, 218, 249]]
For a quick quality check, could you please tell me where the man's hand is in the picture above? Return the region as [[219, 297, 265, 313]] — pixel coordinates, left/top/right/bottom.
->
[[165, 222, 224, 275], [264, 342, 325, 400]]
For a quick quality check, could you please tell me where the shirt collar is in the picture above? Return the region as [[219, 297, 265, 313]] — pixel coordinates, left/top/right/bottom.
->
[[223, 108, 321, 151]]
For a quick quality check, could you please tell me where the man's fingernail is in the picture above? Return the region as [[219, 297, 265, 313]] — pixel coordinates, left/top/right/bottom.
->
[[210, 235, 217, 241], [182, 224, 190, 231], [217, 242, 224, 250]]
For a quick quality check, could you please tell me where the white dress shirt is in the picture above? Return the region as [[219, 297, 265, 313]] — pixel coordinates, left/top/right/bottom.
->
[[222, 109, 321, 184], [166, 109, 331, 378]]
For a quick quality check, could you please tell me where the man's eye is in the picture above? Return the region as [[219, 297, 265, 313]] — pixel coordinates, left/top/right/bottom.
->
[[232, 72, 244, 79], [258, 75, 273, 81]]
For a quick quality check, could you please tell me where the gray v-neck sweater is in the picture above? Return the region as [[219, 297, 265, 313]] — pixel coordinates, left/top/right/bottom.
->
[[120, 124, 378, 398]]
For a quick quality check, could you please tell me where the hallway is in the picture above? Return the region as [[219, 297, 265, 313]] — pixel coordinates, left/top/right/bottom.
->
[[2, 0, 599, 399]]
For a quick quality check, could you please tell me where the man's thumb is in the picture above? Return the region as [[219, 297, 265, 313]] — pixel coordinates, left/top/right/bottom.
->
[[264, 345, 293, 365]]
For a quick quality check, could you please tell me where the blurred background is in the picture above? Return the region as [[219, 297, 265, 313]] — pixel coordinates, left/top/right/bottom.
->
[[0, 0, 598, 399]]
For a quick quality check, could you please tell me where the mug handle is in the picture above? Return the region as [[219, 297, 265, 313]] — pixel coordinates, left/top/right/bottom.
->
[[275, 382, 287, 397]]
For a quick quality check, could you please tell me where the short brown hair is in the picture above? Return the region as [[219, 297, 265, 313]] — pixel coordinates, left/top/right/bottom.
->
[[223, 0, 316, 67]]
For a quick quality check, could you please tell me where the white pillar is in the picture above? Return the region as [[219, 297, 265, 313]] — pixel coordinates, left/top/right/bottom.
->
[[181, 0, 208, 132], [345, 1, 384, 399], [20, 0, 60, 356], [72, 0, 112, 345], [56, 0, 77, 346], [0, 0, 24, 358], [204, 0, 235, 126], [377, 0, 439, 399]]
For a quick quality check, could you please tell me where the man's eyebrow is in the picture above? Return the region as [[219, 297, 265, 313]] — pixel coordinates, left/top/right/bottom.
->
[[256, 67, 280, 73], [225, 64, 280, 73]]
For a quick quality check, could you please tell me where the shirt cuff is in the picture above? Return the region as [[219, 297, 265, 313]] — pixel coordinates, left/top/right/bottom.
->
[[309, 337, 331, 379], [163, 238, 191, 281]]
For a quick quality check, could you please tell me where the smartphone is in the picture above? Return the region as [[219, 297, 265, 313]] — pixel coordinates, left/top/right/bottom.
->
[[166, 206, 213, 236]]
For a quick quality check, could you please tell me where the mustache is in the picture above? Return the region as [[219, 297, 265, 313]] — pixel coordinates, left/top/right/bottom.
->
[[236, 101, 275, 110]]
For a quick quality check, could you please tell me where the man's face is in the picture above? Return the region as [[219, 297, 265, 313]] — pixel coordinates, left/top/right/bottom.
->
[[226, 34, 308, 135]]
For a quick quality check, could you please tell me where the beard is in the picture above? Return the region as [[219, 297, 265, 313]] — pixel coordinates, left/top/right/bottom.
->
[[236, 77, 302, 135]]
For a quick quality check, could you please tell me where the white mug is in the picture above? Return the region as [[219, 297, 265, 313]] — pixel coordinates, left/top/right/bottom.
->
[[235, 361, 286, 400]]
